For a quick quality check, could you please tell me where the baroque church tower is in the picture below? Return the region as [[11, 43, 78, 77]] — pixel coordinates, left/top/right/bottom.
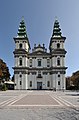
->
[[13, 18, 30, 89], [13, 18, 67, 90], [49, 19, 67, 90]]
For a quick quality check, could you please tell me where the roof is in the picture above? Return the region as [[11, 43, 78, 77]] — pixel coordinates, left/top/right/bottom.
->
[[4, 80, 14, 84]]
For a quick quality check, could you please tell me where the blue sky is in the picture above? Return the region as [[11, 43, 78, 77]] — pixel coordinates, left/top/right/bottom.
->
[[0, 0, 79, 77]]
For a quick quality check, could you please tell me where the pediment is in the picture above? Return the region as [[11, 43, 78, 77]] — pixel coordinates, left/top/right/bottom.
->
[[32, 50, 46, 54], [37, 51, 43, 54], [29, 50, 49, 56]]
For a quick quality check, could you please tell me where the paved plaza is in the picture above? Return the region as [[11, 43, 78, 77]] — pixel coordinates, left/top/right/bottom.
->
[[0, 90, 79, 119]]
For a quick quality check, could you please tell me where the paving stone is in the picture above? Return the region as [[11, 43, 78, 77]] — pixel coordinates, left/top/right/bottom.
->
[[0, 90, 79, 119]]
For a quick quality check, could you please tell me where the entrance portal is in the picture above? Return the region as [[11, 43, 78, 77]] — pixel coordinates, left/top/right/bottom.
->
[[37, 82, 42, 90]]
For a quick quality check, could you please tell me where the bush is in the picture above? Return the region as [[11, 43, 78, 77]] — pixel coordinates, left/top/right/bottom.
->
[[1, 84, 7, 91]]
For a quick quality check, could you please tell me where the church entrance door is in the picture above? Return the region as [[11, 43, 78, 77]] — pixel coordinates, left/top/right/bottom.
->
[[37, 82, 42, 90]]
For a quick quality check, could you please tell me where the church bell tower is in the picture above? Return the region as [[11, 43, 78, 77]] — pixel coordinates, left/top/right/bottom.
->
[[13, 18, 30, 89], [49, 19, 67, 90]]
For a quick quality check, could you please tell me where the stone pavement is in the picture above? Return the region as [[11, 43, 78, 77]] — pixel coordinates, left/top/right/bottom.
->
[[0, 90, 79, 120]]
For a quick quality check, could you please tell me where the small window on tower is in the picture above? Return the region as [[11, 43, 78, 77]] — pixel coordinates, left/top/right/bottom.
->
[[57, 58, 60, 66], [47, 59, 50, 67], [58, 74, 60, 77], [19, 74, 22, 78], [19, 58, 22, 66], [19, 43, 22, 49], [57, 43, 60, 49], [29, 59, 32, 67]]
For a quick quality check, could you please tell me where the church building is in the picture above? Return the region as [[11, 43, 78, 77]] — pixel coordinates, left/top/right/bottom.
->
[[13, 18, 67, 90]]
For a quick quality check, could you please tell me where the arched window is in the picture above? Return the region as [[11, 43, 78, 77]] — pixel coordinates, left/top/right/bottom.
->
[[19, 43, 22, 49], [57, 43, 60, 49], [57, 58, 60, 66], [19, 58, 22, 66], [58, 81, 60, 85]]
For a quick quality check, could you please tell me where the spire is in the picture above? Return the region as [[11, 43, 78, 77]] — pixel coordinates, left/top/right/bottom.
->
[[52, 19, 62, 38], [17, 17, 28, 39]]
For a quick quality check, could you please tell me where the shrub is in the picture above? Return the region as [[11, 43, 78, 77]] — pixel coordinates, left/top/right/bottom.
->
[[1, 84, 7, 91]]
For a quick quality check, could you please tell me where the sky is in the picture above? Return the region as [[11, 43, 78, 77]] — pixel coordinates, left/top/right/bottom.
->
[[0, 0, 79, 77]]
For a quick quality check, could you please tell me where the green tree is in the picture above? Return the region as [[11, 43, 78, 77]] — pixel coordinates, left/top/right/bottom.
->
[[0, 59, 10, 83], [12, 75, 14, 82], [66, 70, 79, 90]]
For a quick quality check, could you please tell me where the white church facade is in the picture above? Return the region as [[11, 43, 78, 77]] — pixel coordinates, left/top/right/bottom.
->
[[13, 18, 67, 90]]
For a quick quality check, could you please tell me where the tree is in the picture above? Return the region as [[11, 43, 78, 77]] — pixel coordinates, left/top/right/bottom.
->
[[12, 75, 14, 82], [66, 70, 79, 90], [0, 59, 10, 83]]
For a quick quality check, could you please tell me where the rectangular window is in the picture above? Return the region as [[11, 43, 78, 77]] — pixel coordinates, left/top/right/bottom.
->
[[20, 81, 22, 85], [29, 59, 32, 67], [57, 58, 60, 66], [30, 81, 32, 87], [38, 71, 41, 77], [47, 81, 50, 87], [47, 59, 50, 67], [38, 59, 41, 66], [37, 71, 42, 78], [19, 58, 22, 66]]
